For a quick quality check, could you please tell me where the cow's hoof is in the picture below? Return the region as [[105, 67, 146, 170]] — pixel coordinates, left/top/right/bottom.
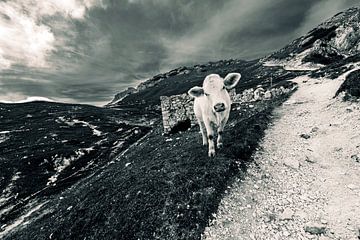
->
[[217, 142, 223, 149], [203, 141, 208, 146], [208, 150, 215, 157]]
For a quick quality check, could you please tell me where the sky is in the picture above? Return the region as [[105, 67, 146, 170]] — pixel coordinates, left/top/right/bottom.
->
[[0, 0, 358, 106]]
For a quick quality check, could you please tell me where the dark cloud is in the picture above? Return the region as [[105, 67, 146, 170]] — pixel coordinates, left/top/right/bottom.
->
[[0, 0, 359, 105]]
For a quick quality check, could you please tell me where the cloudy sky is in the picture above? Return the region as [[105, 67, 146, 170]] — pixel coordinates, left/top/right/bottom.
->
[[0, 0, 358, 105]]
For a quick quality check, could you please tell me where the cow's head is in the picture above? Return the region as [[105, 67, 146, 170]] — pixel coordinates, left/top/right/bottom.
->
[[188, 73, 241, 113]]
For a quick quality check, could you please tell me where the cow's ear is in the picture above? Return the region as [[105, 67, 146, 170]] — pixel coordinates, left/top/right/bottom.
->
[[188, 86, 204, 98], [224, 73, 241, 90]]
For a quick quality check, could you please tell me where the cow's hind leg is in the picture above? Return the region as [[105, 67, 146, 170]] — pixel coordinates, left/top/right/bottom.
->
[[204, 121, 215, 157], [198, 120, 207, 145]]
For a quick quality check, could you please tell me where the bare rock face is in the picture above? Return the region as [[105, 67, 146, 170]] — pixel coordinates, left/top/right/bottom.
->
[[302, 39, 345, 65]]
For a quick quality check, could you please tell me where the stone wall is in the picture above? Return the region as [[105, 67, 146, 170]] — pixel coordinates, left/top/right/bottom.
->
[[160, 86, 293, 134], [232, 86, 292, 103], [160, 93, 196, 134]]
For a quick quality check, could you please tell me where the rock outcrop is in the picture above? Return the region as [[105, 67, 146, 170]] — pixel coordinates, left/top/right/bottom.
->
[[265, 7, 360, 66]]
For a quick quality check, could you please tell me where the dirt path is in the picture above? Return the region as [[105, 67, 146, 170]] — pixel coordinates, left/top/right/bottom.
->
[[202, 76, 360, 240]]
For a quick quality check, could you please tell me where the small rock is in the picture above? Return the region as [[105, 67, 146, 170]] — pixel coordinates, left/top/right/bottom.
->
[[333, 147, 343, 152], [320, 219, 328, 224], [329, 122, 341, 127], [284, 158, 300, 169], [279, 208, 294, 220], [263, 214, 276, 223], [304, 222, 327, 235], [305, 155, 316, 163], [347, 184, 358, 190], [283, 230, 290, 237], [351, 154, 360, 163], [346, 106, 353, 112], [165, 138, 173, 142], [221, 220, 232, 227], [311, 127, 319, 133], [254, 184, 260, 189], [300, 133, 311, 139]]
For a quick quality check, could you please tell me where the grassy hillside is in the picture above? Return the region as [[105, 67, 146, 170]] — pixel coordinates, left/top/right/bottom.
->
[[4, 90, 295, 240]]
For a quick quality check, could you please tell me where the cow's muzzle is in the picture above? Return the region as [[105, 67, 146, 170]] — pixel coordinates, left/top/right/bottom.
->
[[214, 103, 226, 112]]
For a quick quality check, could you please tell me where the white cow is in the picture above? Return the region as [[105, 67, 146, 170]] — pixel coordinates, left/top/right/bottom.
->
[[188, 73, 241, 157]]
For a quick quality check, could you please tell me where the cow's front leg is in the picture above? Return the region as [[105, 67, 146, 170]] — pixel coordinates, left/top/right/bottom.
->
[[198, 120, 208, 146], [217, 128, 224, 149], [204, 121, 215, 157], [217, 116, 228, 149]]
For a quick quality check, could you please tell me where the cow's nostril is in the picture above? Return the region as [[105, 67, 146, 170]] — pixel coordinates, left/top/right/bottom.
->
[[214, 103, 225, 112]]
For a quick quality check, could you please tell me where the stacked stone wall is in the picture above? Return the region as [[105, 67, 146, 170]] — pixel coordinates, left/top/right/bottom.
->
[[160, 93, 196, 134]]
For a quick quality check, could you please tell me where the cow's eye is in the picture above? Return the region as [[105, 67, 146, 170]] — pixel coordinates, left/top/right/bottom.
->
[[222, 86, 225, 90], [204, 93, 209, 96]]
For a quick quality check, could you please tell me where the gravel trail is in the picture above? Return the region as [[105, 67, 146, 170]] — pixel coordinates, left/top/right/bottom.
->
[[202, 76, 360, 240]]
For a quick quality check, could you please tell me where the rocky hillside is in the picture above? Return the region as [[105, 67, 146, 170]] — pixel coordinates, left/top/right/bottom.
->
[[1, 6, 360, 240], [265, 7, 360, 69]]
